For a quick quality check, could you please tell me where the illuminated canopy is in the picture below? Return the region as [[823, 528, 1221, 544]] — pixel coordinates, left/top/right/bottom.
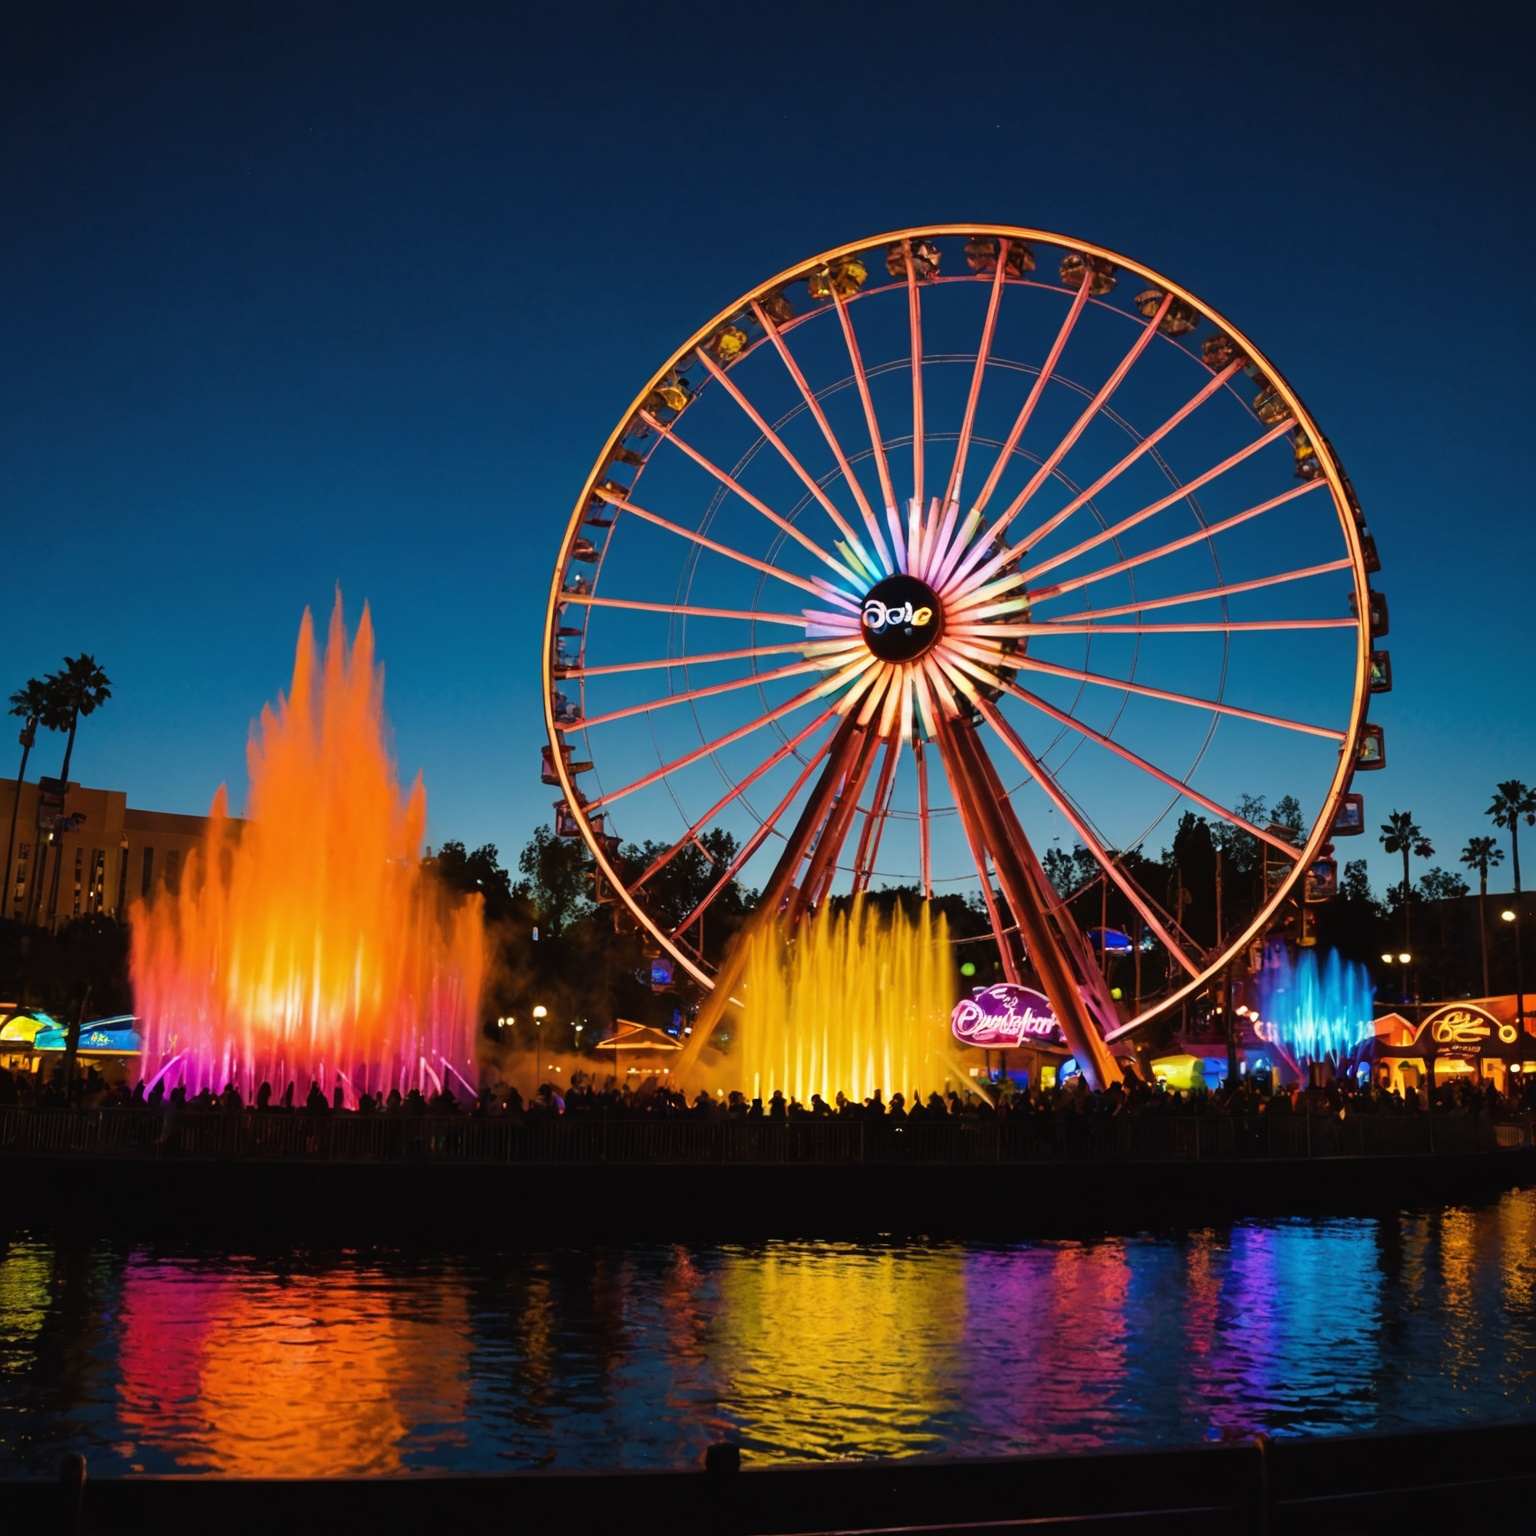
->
[[0, 1012, 58, 1046], [33, 1016, 142, 1056], [594, 1020, 682, 1052]]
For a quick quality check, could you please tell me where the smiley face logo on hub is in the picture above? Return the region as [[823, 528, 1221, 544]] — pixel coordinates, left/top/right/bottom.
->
[[859, 574, 943, 662]]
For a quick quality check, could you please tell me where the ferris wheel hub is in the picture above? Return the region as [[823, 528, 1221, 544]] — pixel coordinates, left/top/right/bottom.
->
[[859, 573, 944, 663]]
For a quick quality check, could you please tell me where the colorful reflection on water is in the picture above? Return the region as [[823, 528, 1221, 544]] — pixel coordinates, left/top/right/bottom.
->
[[5, 1194, 1536, 1476]]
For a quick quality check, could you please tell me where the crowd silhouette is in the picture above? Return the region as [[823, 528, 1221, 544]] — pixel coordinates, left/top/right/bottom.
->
[[1, 1060, 1528, 1122]]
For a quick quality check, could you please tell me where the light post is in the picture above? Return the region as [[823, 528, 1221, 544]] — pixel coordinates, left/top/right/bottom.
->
[[1379, 951, 1414, 1011], [533, 1004, 547, 1088], [1502, 910, 1526, 1039]]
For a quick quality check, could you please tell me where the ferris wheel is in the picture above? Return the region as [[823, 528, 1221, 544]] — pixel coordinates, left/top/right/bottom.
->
[[541, 225, 1386, 1084]]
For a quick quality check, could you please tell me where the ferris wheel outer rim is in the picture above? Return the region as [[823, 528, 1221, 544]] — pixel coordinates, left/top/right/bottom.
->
[[539, 223, 1374, 1020]]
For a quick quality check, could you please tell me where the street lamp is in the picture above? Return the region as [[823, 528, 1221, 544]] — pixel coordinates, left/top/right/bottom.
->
[[533, 1004, 547, 1086], [1502, 909, 1526, 1038], [1379, 951, 1414, 1008]]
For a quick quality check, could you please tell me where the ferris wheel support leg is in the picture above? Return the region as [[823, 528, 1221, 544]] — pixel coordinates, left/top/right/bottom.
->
[[943, 718, 1122, 1090], [964, 728, 1127, 1050], [851, 739, 900, 896], [793, 728, 884, 921], [932, 731, 1024, 985], [678, 717, 870, 1075]]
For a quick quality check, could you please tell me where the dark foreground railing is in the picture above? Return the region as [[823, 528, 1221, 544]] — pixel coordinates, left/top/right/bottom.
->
[[14, 1421, 1536, 1535], [0, 1103, 1526, 1166]]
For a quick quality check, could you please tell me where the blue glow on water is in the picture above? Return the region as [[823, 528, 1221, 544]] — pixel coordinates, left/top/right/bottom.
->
[[1256, 948, 1375, 1065]]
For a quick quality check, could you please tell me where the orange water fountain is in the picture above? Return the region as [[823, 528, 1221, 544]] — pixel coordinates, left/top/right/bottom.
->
[[131, 597, 485, 1103]]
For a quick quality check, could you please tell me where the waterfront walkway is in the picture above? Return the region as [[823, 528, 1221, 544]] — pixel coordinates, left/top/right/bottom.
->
[[0, 1103, 1524, 1165], [13, 1422, 1536, 1534]]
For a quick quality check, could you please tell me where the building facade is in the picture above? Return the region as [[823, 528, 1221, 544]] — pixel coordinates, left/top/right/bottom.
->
[[0, 778, 233, 926]]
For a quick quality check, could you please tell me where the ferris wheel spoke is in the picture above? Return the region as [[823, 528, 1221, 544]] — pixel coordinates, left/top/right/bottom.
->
[[1049, 558, 1356, 622], [931, 724, 1021, 981], [828, 290, 899, 538], [586, 662, 873, 811], [563, 593, 811, 629], [945, 292, 1173, 593], [633, 706, 841, 891], [556, 656, 844, 733], [963, 665, 1303, 858], [594, 486, 856, 605], [1029, 480, 1329, 602], [640, 409, 866, 589], [927, 276, 1093, 594], [850, 737, 898, 893], [567, 640, 821, 679], [1004, 362, 1246, 557], [852, 663, 898, 729], [751, 299, 898, 576], [694, 346, 883, 581], [1014, 418, 1296, 587], [954, 616, 1357, 636], [906, 244, 926, 510], [914, 735, 933, 900], [671, 730, 839, 939], [973, 699, 1202, 978], [953, 360, 1248, 600], [942, 238, 1011, 513], [960, 269, 1095, 529], [1010, 654, 1347, 740]]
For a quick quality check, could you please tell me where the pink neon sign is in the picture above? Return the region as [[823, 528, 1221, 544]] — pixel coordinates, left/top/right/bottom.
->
[[950, 984, 1065, 1048]]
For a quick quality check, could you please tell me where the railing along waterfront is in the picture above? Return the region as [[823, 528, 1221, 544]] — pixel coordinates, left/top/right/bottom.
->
[[0, 1104, 1522, 1166]]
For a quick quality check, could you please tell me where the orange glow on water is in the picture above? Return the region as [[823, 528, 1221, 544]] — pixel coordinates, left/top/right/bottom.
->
[[131, 597, 484, 1100], [116, 1265, 469, 1475]]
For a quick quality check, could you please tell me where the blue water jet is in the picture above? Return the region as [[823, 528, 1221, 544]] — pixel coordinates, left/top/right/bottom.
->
[[1256, 948, 1375, 1065]]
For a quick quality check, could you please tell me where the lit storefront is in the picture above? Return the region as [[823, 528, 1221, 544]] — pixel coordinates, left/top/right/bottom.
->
[[0, 1012, 140, 1079], [1367, 996, 1536, 1095], [0, 1011, 56, 1071]]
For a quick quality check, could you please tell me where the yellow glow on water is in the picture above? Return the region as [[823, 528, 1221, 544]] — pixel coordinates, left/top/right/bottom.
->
[[737, 898, 963, 1104], [714, 1244, 966, 1457], [0, 1247, 50, 1342], [1498, 1191, 1536, 1311]]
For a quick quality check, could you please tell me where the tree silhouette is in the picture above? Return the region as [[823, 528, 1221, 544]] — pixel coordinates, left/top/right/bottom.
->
[[1379, 810, 1433, 958], [1488, 781, 1536, 897], [3, 678, 54, 921], [1460, 835, 1504, 995], [38, 655, 112, 927]]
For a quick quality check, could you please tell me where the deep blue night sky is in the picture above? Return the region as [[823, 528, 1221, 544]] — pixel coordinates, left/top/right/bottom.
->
[[3, 2, 1532, 892]]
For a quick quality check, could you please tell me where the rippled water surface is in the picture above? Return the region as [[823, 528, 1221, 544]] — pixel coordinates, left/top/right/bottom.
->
[[4, 1192, 1536, 1476]]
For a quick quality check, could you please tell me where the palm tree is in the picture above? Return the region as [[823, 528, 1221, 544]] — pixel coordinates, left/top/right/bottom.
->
[[1488, 780, 1536, 897], [1380, 810, 1433, 957], [3, 679, 55, 922], [1460, 835, 1504, 996], [48, 654, 112, 790], [39, 655, 112, 926]]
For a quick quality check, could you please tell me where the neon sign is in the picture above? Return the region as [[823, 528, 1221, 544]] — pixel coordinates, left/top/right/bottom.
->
[[862, 598, 933, 633], [1421, 1002, 1517, 1056], [951, 984, 1065, 1048]]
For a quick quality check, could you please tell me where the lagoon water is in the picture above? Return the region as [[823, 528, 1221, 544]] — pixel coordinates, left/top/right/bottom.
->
[[3, 1190, 1536, 1476]]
